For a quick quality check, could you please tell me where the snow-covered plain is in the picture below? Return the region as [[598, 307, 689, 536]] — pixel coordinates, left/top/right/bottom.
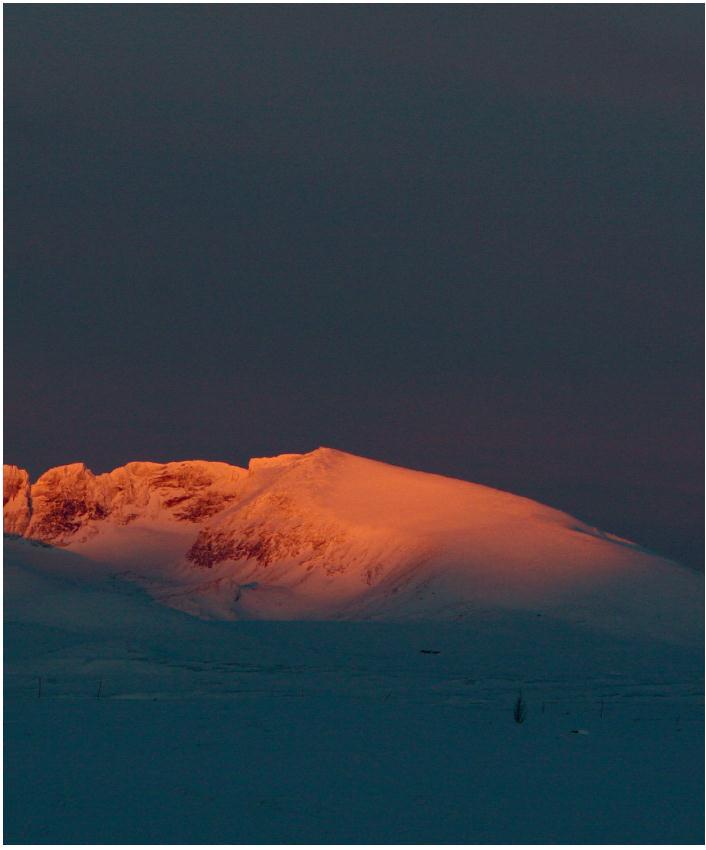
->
[[5, 537, 703, 843], [4, 449, 704, 843]]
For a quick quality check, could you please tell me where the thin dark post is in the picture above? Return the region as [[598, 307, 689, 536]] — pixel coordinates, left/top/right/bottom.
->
[[96, 678, 103, 699], [37, 676, 42, 699], [513, 690, 527, 724], [599, 699, 604, 719]]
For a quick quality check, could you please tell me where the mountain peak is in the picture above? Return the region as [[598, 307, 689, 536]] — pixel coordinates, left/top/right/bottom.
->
[[3, 451, 699, 641]]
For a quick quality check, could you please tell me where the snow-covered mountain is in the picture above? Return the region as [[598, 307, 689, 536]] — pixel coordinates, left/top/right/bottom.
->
[[3, 448, 702, 640]]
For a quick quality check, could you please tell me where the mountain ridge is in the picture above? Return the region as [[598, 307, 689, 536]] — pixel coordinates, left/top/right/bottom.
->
[[3, 448, 702, 640]]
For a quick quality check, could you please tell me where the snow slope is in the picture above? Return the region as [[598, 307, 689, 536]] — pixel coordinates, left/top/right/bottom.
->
[[4, 535, 703, 843], [4, 448, 702, 642]]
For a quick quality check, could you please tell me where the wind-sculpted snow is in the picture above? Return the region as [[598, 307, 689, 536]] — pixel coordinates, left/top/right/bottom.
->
[[3, 448, 703, 641]]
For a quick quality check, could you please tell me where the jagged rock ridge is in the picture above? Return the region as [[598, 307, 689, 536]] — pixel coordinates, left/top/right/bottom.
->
[[4, 460, 245, 546]]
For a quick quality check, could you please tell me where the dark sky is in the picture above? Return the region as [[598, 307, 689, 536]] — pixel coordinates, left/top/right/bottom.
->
[[5, 5, 703, 567]]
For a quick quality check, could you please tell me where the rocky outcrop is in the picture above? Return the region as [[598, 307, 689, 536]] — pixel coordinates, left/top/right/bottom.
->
[[4, 459, 247, 545], [186, 488, 348, 572], [3, 465, 31, 535], [27, 463, 110, 544]]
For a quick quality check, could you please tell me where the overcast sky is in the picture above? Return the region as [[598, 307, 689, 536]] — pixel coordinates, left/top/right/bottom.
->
[[5, 5, 703, 566]]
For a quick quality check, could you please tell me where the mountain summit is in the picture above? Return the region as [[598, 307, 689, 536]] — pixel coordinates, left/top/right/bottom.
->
[[3, 448, 701, 640]]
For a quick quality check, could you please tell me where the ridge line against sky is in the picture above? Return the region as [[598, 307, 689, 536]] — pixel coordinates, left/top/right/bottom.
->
[[4, 5, 703, 569]]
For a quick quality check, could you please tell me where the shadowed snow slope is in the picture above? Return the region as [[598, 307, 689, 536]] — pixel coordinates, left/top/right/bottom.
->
[[4, 535, 703, 844], [3, 448, 702, 641]]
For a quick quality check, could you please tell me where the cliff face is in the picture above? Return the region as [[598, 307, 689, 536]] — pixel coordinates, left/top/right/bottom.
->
[[4, 460, 246, 546], [3, 465, 31, 535]]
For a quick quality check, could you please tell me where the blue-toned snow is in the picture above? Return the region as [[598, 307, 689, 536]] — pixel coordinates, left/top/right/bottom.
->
[[4, 541, 703, 843]]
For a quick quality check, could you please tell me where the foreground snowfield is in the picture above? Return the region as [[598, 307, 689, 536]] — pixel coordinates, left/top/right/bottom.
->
[[5, 538, 703, 844], [6, 690, 703, 844]]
